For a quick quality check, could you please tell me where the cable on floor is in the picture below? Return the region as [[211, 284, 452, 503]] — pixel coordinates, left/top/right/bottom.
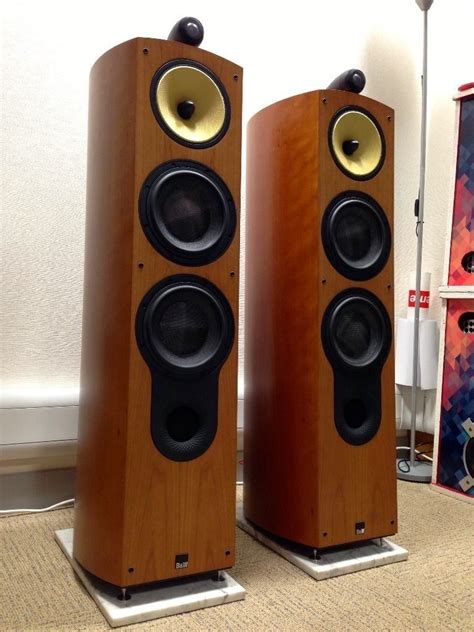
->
[[396, 446, 433, 462], [0, 498, 75, 515], [396, 445, 434, 474]]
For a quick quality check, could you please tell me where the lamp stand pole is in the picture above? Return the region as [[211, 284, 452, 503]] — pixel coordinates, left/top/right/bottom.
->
[[397, 0, 434, 483]]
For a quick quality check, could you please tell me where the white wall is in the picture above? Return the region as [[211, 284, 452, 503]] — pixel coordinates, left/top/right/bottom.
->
[[1, 0, 473, 404]]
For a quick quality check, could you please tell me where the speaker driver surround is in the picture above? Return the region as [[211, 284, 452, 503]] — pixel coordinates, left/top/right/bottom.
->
[[322, 192, 391, 280], [329, 106, 385, 180], [140, 160, 236, 266], [151, 60, 230, 148]]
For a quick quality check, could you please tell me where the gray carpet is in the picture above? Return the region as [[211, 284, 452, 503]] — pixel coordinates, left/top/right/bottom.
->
[[0, 482, 472, 631]]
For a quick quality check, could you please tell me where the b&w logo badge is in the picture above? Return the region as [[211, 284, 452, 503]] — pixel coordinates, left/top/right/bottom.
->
[[175, 553, 189, 569]]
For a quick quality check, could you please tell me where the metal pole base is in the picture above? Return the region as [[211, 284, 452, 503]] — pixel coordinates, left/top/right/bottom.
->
[[396, 459, 432, 483]]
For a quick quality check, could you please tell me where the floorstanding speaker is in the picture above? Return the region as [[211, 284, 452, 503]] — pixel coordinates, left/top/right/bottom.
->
[[244, 89, 397, 550], [432, 84, 474, 501], [73, 37, 242, 588]]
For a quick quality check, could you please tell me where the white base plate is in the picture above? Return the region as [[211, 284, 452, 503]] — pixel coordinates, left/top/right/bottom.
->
[[54, 529, 245, 628], [237, 503, 408, 581]]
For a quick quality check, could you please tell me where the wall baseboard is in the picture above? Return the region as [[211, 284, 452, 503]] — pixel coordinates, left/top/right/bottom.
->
[[0, 441, 77, 475], [1, 405, 79, 446], [0, 398, 244, 473], [0, 404, 78, 474], [0, 392, 410, 473], [0, 468, 75, 512]]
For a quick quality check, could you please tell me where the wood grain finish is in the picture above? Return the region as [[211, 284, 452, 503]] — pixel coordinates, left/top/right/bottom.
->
[[244, 90, 397, 549], [73, 38, 242, 587]]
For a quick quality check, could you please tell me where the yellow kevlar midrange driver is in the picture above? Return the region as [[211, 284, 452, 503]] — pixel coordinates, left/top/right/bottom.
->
[[151, 60, 230, 148], [329, 107, 385, 180]]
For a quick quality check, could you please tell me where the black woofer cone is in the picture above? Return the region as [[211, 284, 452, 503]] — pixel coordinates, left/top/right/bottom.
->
[[136, 276, 234, 376], [322, 289, 391, 371], [139, 161, 236, 266], [322, 192, 391, 281]]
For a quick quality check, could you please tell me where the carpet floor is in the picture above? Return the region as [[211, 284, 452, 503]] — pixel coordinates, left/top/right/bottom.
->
[[0, 482, 472, 631]]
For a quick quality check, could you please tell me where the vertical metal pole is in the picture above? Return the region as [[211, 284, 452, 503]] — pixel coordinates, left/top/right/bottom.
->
[[410, 9, 429, 466]]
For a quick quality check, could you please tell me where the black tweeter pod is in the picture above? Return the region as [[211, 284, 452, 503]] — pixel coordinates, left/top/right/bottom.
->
[[327, 69, 366, 94], [168, 17, 204, 47]]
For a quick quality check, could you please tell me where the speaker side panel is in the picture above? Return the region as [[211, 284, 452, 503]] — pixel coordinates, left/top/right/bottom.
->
[[73, 40, 138, 579], [244, 93, 321, 544], [315, 90, 397, 547], [123, 39, 242, 585]]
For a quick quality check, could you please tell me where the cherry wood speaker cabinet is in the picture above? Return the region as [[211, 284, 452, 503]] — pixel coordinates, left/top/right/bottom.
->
[[73, 37, 242, 588], [244, 90, 397, 549]]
